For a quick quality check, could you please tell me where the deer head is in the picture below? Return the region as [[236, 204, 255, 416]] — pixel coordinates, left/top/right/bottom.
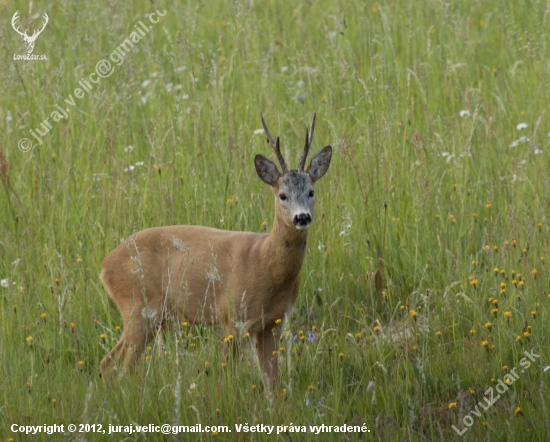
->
[[255, 113, 332, 231], [12, 11, 49, 55]]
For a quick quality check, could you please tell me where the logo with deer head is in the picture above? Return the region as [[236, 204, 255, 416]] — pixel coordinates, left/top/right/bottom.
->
[[12, 11, 49, 55]]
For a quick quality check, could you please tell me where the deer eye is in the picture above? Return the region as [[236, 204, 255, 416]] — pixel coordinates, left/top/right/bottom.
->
[[308, 190, 314, 198], [279, 194, 287, 201]]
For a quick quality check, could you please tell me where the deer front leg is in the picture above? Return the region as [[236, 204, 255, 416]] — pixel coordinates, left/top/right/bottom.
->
[[255, 324, 278, 388]]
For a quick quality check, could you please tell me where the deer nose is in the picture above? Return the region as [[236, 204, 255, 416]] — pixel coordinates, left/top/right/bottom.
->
[[293, 213, 312, 227]]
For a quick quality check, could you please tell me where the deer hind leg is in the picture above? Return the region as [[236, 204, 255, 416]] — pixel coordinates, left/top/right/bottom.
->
[[100, 303, 158, 377], [255, 324, 279, 388]]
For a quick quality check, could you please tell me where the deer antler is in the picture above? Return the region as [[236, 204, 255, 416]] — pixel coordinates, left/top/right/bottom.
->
[[261, 114, 288, 173], [11, 11, 28, 38], [298, 112, 316, 172], [11, 11, 49, 41], [29, 13, 49, 40]]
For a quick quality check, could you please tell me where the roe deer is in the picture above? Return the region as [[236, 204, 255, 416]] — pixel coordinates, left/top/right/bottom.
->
[[99, 113, 332, 384]]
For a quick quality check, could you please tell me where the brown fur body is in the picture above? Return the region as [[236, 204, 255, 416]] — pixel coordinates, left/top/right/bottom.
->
[[100, 218, 306, 368]]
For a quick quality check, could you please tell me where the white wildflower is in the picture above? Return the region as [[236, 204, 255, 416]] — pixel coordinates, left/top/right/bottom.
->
[[459, 110, 471, 117], [135, 161, 144, 167], [339, 211, 352, 237], [170, 236, 186, 251], [1, 278, 9, 288], [516, 123, 528, 130], [254, 129, 264, 135], [281, 66, 289, 72], [141, 308, 158, 320], [509, 136, 529, 148], [142, 79, 151, 88], [534, 149, 543, 155], [206, 265, 221, 283], [124, 145, 134, 152], [175, 66, 187, 73]]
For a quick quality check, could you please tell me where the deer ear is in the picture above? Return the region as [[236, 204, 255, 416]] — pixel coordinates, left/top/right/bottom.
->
[[255, 154, 281, 186], [306, 146, 332, 182]]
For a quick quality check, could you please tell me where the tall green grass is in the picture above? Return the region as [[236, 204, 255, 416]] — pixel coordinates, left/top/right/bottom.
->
[[1, 0, 550, 440]]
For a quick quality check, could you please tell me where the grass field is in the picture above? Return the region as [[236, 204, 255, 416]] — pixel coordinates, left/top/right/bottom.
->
[[2, 0, 550, 440]]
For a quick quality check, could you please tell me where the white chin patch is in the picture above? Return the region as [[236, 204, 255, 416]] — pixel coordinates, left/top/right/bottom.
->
[[295, 224, 310, 230]]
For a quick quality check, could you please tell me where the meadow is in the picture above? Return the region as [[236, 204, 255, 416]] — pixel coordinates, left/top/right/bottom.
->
[[1, 0, 550, 440]]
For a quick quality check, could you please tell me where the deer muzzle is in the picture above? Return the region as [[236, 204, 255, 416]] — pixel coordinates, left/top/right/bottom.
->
[[293, 213, 312, 229]]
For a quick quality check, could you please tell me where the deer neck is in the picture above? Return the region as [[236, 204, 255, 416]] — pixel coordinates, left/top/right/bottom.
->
[[262, 211, 308, 282]]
